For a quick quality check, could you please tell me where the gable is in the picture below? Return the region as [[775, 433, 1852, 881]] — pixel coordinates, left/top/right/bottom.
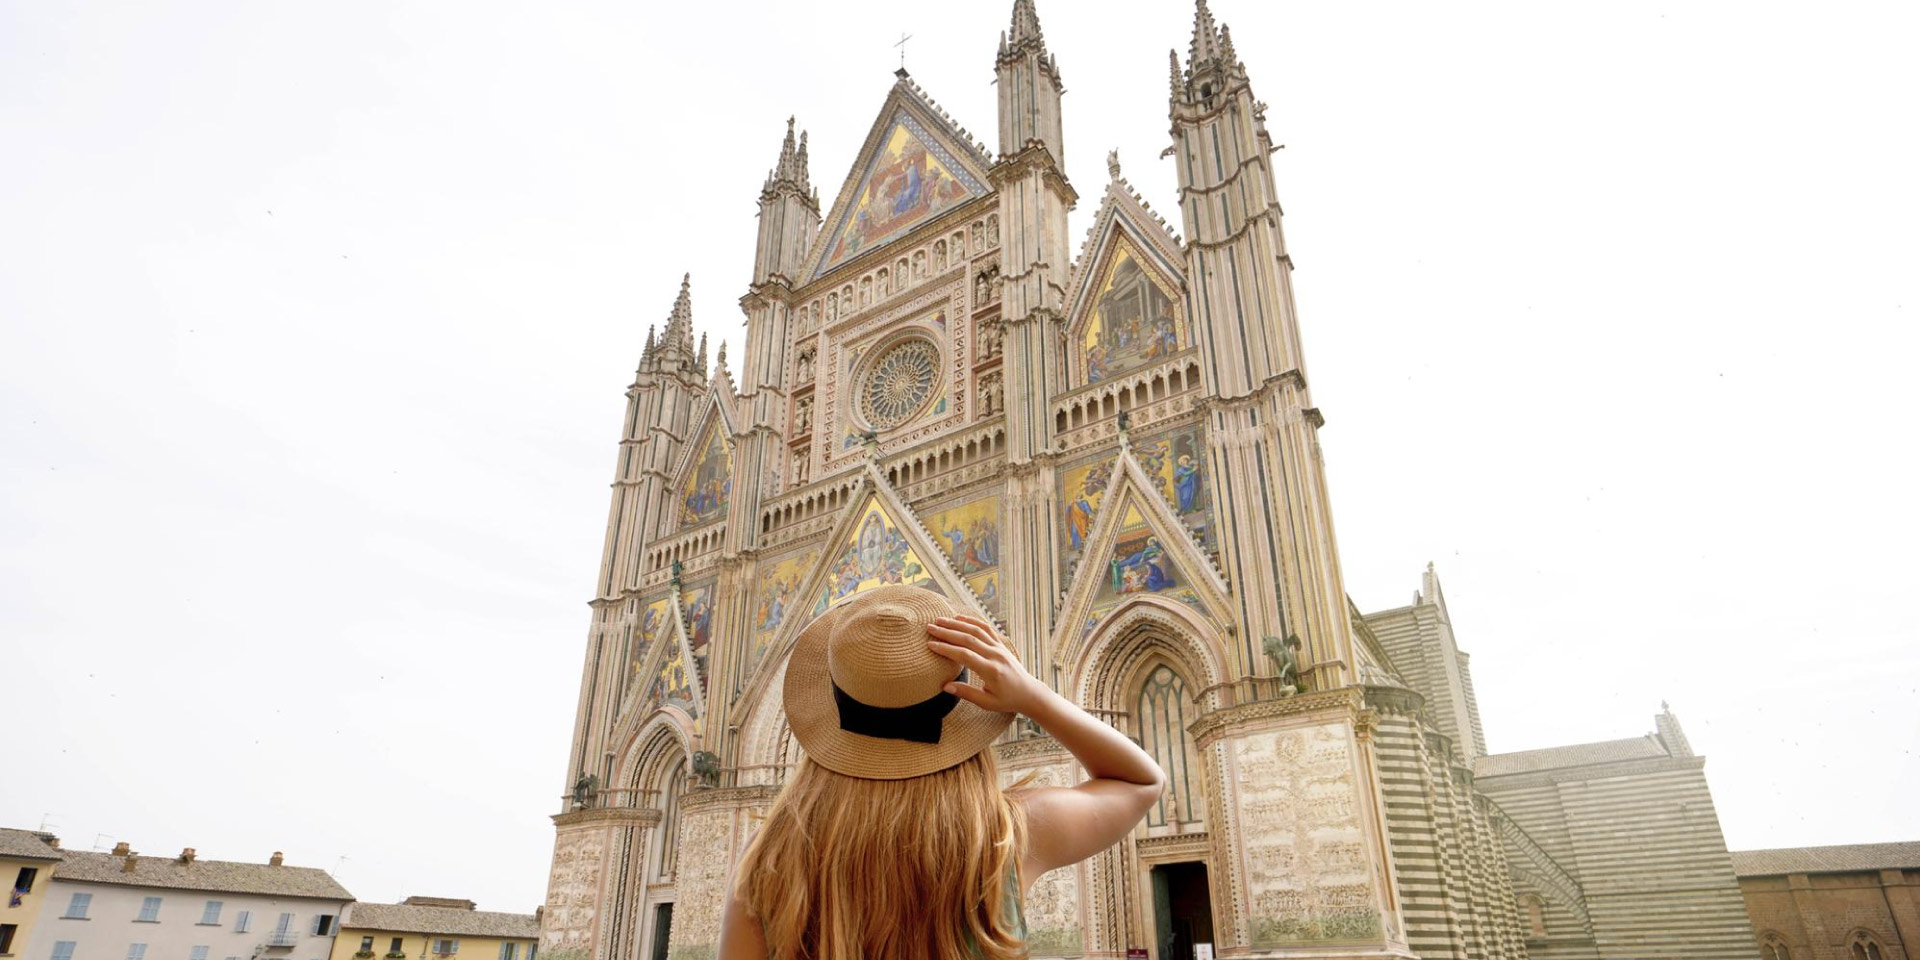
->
[[676, 413, 733, 528], [1054, 446, 1231, 669], [627, 593, 698, 718], [812, 97, 990, 280], [1070, 229, 1188, 388], [729, 465, 994, 718]]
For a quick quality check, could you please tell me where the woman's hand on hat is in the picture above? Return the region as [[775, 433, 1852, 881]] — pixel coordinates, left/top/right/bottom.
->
[[925, 614, 1046, 717]]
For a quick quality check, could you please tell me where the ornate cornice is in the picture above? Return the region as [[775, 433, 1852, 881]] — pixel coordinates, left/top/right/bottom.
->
[[550, 806, 660, 828], [678, 784, 781, 812], [1187, 688, 1359, 749]]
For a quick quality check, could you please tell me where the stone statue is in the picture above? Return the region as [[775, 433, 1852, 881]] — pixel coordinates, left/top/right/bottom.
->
[[691, 751, 721, 789], [794, 396, 812, 432], [571, 773, 599, 809], [1263, 634, 1302, 696]]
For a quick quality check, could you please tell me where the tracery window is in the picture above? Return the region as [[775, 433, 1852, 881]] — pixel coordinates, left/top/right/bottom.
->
[[1849, 932, 1885, 960], [653, 758, 686, 881], [1758, 933, 1791, 960], [1135, 663, 1200, 827]]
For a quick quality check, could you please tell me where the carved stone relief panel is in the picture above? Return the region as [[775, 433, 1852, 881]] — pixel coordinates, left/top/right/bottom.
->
[[1231, 723, 1380, 946], [999, 759, 1085, 957], [542, 823, 609, 951], [665, 805, 733, 960]]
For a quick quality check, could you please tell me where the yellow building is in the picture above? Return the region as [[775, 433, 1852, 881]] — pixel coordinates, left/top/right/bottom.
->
[[332, 898, 538, 960], [0, 829, 61, 960]]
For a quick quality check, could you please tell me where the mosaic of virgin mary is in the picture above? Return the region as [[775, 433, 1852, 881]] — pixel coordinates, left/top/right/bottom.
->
[[821, 119, 976, 271]]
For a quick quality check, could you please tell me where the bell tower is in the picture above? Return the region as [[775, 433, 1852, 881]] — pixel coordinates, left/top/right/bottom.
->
[[1170, 0, 1354, 688]]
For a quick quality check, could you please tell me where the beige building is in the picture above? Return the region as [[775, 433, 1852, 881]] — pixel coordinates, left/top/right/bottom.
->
[[539, 2, 1758, 959], [2, 829, 62, 960], [22, 844, 351, 960], [1733, 843, 1920, 960], [330, 898, 538, 960]]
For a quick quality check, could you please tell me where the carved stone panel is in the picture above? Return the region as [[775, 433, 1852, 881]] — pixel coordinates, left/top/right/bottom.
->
[[1000, 759, 1084, 956], [542, 823, 609, 952], [1230, 723, 1380, 946]]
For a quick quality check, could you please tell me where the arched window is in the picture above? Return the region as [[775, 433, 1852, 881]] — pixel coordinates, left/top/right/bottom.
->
[[1758, 933, 1791, 960], [1135, 663, 1200, 827], [653, 758, 686, 881], [1849, 932, 1885, 960], [1518, 895, 1546, 937]]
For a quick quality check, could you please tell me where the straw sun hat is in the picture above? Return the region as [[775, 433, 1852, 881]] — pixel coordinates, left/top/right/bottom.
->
[[783, 584, 1015, 780]]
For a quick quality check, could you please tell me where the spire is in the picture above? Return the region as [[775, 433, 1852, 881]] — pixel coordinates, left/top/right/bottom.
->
[[764, 117, 812, 197], [656, 273, 699, 367], [1218, 22, 1238, 66], [697, 331, 709, 374], [1009, 0, 1044, 48], [1189, 0, 1223, 68], [1169, 48, 1184, 99]]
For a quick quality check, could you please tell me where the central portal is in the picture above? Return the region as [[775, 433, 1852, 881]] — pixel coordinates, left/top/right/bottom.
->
[[1149, 861, 1214, 960]]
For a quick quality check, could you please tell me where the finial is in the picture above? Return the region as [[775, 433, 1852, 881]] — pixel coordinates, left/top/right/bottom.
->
[[1661, 700, 1671, 712], [697, 331, 709, 371], [1009, 0, 1044, 45], [1189, 0, 1223, 68], [1169, 49, 1184, 98], [1107, 149, 1122, 181], [1219, 22, 1238, 65], [716, 339, 728, 369]]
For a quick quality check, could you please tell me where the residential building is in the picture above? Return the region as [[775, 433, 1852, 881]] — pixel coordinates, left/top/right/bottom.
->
[[22, 844, 351, 960], [1, 829, 61, 960], [328, 898, 537, 960], [1733, 842, 1920, 959]]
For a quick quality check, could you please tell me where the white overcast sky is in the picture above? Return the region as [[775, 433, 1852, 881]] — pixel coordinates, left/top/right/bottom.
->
[[3, 0, 1915, 915]]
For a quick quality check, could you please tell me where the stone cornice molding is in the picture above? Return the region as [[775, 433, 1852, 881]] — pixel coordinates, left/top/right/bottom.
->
[[550, 806, 660, 828], [995, 734, 1070, 765], [1475, 753, 1706, 790], [1188, 688, 1359, 749], [989, 144, 1078, 205], [678, 784, 781, 812], [1362, 684, 1424, 718]]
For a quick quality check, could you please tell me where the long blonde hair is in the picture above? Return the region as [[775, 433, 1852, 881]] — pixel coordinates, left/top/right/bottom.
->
[[735, 751, 1029, 960]]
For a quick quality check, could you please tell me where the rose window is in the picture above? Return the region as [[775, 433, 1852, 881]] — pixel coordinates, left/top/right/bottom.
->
[[858, 338, 941, 430]]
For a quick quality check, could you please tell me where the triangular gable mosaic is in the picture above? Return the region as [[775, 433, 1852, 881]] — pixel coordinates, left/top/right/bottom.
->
[[1054, 442, 1231, 671], [1059, 420, 1217, 577], [1072, 232, 1188, 387], [676, 414, 733, 528], [628, 592, 703, 718], [814, 110, 988, 279], [730, 465, 994, 717]]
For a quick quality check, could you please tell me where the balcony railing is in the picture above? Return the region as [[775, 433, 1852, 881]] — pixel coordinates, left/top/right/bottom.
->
[[263, 932, 301, 948]]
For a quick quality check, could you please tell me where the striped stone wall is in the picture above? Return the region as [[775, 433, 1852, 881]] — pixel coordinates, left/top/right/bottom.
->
[[1477, 756, 1759, 959]]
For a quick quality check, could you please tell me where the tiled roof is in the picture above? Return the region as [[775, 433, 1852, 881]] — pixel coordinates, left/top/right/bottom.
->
[[1730, 842, 1920, 877], [342, 902, 539, 939], [52, 850, 352, 900], [0, 828, 62, 861], [1472, 736, 1671, 778]]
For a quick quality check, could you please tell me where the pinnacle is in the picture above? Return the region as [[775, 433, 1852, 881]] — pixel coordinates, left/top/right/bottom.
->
[[768, 116, 811, 194], [1010, 0, 1044, 45], [1189, 0, 1223, 69], [661, 273, 697, 360]]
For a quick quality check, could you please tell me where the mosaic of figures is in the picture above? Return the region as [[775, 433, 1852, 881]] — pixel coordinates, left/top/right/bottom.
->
[[679, 421, 732, 527], [633, 594, 693, 715], [923, 494, 1002, 616], [813, 496, 939, 616], [682, 579, 717, 677], [747, 547, 821, 676], [818, 112, 985, 276], [1060, 421, 1214, 562], [1076, 503, 1207, 640], [1077, 240, 1185, 386]]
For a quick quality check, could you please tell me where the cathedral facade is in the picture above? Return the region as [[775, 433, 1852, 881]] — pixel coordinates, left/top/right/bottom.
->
[[537, 3, 1754, 959]]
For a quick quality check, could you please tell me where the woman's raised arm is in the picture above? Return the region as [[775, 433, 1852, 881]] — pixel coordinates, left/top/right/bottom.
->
[[926, 615, 1165, 880]]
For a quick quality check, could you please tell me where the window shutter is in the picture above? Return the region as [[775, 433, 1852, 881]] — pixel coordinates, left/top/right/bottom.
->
[[65, 893, 92, 919], [52, 942, 76, 960], [276, 914, 293, 935], [138, 897, 164, 922], [234, 911, 252, 934], [310, 917, 323, 936], [191, 946, 210, 960], [127, 943, 149, 960], [201, 901, 223, 925]]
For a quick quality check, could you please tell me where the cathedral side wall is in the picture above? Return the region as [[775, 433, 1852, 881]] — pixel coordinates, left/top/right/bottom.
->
[[1739, 871, 1918, 960], [1479, 759, 1758, 960]]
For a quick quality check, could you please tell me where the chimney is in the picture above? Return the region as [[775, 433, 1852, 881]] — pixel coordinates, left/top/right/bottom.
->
[[122, 855, 138, 873], [43, 835, 61, 849], [269, 851, 284, 867], [179, 848, 197, 864], [111, 841, 131, 856]]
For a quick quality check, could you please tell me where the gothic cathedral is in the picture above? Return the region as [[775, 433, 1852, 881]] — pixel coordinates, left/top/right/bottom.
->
[[537, 3, 1747, 959]]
